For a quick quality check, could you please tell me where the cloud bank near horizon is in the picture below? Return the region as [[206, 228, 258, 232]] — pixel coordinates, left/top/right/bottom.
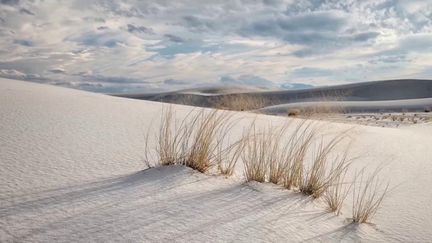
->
[[1, 0, 431, 93]]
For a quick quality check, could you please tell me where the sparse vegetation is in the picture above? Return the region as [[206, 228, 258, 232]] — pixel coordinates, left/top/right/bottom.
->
[[216, 131, 249, 176], [145, 107, 243, 173], [351, 167, 389, 224], [288, 109, 301, 117], [210, 94, 269, 111], [299, 135, 351, 198], [323, 162, 352, 215], [281, 122, 315, 190], [143, 106, 389, 224], [242, 126, 273, 182]]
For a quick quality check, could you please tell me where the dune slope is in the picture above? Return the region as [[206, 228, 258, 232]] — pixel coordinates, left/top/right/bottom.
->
[[117, 79, 432, 110], [1, 78, 432, 242]]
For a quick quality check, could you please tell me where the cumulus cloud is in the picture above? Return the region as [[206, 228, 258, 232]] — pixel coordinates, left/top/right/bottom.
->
[[0, 0, 431, 93]]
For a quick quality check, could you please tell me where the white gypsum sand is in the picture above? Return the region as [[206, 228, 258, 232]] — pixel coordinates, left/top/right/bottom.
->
[[1, 78, 432, 242]]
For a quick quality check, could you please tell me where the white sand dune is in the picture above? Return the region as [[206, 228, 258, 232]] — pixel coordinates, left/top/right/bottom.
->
[[1, 78, 432, 242], [117, 79, 432, 112]]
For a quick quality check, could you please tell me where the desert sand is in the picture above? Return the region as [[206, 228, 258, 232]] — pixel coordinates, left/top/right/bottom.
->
[[1, 78, 432, 242]]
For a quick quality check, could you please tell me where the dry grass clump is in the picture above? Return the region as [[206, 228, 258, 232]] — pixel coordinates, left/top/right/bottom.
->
[[183, 110, 232, 172], [323, 160, 352, 215], [241, 120, 352, 198], [155, 108, 187, 166], [216, 133, 248, 176], [352, 167, 389, 224], [288, 109, 301, 117], [145, 107, 245, 173], [242, 126, 273, 182], [242, 121, 309, 184], [299, 135, 351, 198], [280, 122, 315, 189], [144, 106, 389, 224], [210, 94, 268, 111]]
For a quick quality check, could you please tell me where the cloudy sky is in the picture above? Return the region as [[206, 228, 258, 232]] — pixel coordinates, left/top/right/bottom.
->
[[1, 0, 431, 93]]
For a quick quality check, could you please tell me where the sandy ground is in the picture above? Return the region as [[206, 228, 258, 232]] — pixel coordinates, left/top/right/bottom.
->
[[1, 78, 432, 242], [276, 112, 432, 128]]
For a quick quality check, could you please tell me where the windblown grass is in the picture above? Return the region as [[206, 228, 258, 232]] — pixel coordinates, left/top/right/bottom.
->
[[183, 110, 233, 172], [323, 159, 353, 215], [241, 119, 352, 200], [281, 121, 315, 190], [145, 106, 243, 173], [145, 106, 389, 224], [242, 126, 273, 182], [352, 167, 389, 223], [299, 134, 351, 198], [216, 134, 248, 176]]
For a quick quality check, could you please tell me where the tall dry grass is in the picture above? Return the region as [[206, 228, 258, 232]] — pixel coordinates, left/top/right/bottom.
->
[[211, 94, 268, 111], [183, 110, 233, 172], [144, 105, 389, 224], [241, 119, 351, 199], [145, 107, 244, 173], [216, 134, 248, 176], [352, 167, 389, 223], [242, 126, 272, 182], [281, 121, 315, 189], [323, 158, 353, 215], [299, 134, 351, 198]]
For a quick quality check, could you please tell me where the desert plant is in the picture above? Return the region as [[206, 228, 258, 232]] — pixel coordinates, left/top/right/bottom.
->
[[242, 120, 316, 185], [155, 108, 189, 166], [146, 106, 244, 174], [299, 133, 351, 198], [323, 154, 353, 215], [351, 167, 389, 224], [242, 127, 270, 182], [288, 109, 301, 117], [182, 110, 233, 172], [281, 121, 316, 189], [216, 129, 250, 176], [210, 94, 269, 111]]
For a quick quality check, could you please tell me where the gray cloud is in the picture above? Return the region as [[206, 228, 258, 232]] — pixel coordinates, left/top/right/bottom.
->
[[0, 0, 431, 93], [19, 8, 34, 15], [0, 0, 19, 5], [164, 34, 185, 43], [126, 24, 154, 35], [0, 69, 46, 82]]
